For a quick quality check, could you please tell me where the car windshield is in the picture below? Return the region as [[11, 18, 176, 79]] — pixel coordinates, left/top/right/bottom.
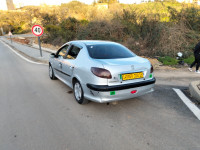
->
[[86, 43, 136, 59]]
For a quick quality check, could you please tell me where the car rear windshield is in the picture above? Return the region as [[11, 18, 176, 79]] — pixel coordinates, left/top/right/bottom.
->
[[86, 43, 136, 59]]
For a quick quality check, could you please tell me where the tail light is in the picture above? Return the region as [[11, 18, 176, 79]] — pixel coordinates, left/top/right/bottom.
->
[[150, 65, 154, 73], [91, 67, 112, 79]]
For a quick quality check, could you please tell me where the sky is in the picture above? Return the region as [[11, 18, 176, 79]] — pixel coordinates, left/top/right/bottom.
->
[[13, 0, 135, 6]]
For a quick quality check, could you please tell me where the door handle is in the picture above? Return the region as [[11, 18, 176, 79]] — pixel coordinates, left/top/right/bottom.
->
[[69, 66, 74, 69]]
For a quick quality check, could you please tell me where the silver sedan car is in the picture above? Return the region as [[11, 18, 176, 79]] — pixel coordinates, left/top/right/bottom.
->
[[49, 40, 155, 104]]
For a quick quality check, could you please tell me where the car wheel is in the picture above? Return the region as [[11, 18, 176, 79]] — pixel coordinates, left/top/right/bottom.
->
[[73, 80, 88, 104], [49, 65, 56, 80]]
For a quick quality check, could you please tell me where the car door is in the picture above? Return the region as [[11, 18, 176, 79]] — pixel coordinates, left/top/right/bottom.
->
[[61, 44, 82, 85], [53, 44, 69, 79]]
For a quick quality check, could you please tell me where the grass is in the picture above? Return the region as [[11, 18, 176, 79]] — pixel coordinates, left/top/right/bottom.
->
[[183, 55, 195, 65], [158, 56, 178, 65], [158, 55, 195, 66]]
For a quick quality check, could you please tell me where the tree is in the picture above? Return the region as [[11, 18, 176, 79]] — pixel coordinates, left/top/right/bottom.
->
[[93, 0, 97, 5], [97, 0, 118, 3], [98, 0, 107, 3]]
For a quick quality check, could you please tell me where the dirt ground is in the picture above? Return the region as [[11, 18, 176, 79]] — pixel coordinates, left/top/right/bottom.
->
[[9, 37, 30, 45]]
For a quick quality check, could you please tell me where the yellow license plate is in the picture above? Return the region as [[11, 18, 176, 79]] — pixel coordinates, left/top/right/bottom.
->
[[122, 72, 143, 81]]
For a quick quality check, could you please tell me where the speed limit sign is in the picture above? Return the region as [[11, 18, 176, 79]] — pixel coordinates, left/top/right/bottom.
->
[[32, 25, 43, 36], [32, 25, 44, 57]]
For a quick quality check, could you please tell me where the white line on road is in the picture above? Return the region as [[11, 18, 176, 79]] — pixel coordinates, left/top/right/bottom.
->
[[0, 39, 47, 65], [173, 88, 200, 120]]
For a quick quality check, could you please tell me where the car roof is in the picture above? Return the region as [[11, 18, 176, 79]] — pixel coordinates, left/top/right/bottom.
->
[[70, 40, 119, 46]]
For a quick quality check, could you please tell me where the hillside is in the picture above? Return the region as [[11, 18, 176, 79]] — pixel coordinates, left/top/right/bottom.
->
[[0, 1, 200, 60]]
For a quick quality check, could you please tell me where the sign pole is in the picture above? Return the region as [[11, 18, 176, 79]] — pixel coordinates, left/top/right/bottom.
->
[[38, 36, 42, 57], [32, 25, 44, 57], [10, 35, 12, 43], [1, 27, 4, 35]]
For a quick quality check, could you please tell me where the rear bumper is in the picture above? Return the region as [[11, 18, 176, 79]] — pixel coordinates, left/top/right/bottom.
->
[[87, 78, 156, 91], [84, 78, 156, 103]]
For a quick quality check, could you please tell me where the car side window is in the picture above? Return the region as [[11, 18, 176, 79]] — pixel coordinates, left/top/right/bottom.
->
[[57, 45, 69, 58], [66, 45, 81, 59]]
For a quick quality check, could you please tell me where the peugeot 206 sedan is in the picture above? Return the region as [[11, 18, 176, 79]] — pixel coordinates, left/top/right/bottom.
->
[[49, 41, 156, 104]]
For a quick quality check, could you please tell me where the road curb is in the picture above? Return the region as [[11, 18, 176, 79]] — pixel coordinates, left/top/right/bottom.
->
[[0, 39, 47, 65], [3, 36, 56, 54], [32, 43, 56, 53], [189, 81, 200, 103]]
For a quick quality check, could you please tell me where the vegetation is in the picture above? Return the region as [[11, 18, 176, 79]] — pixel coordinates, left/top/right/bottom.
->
[[183, 55, 195, 65], [97, 0, 119, 3], [1, 1, 200, 62], [158, 56, 178, 65]]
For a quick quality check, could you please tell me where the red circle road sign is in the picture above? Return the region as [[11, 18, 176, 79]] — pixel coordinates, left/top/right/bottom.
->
[[32, 25, 44, 36]]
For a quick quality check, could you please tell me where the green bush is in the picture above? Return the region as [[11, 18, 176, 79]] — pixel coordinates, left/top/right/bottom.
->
[[45, 25, 61, 38], [181, 7, 200, 31], [183, 55, 195, 65], [158, 56, 178, 65], [77, 20, 125, 41]]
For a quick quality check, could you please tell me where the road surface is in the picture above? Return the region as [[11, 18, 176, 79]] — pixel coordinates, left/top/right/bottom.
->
[[0, 41, 200, 150]]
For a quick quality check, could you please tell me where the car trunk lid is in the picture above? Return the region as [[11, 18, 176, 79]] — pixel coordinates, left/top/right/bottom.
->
[[94, 56, 150, 86]]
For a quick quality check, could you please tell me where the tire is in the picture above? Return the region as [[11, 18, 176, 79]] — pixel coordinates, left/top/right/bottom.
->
[[49, 65, 57, 80], [73, 80, 88, 104]]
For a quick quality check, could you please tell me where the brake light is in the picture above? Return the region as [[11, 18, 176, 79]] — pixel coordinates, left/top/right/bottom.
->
[[151, 65, 154, 73], [91, 67, 112, 79]]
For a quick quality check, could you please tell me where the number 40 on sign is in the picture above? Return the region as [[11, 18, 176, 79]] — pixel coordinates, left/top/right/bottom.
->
[[32, 25, 43, 36], [32, 25, 44, 57]]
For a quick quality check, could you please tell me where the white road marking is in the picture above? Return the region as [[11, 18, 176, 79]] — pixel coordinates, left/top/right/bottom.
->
[[173, 88, 200, 120], [0, 39, 47, 65]]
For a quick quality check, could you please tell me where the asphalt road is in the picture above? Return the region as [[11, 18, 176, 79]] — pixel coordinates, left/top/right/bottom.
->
[[0, 41, 200, 150]]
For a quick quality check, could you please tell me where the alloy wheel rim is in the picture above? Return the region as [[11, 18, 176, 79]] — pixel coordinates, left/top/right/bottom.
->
[[74, 83, 82, 101]]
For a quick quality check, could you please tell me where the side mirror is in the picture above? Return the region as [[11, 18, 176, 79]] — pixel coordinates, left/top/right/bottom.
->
[[50, 53, 56, 58]]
